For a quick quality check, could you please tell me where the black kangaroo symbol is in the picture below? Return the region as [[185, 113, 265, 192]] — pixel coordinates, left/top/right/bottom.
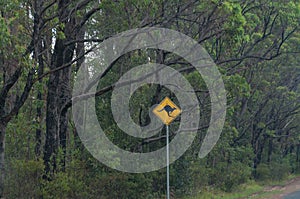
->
[[158, 105, 177, 118]]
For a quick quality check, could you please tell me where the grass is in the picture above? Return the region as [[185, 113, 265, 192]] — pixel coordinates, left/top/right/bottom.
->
[[182, 182, 264, 199], [181, 174, 300, 199], [251, 190, 282, 199]]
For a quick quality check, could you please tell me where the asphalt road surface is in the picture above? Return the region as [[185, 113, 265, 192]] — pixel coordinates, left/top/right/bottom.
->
[[284, 190, 300, 199]]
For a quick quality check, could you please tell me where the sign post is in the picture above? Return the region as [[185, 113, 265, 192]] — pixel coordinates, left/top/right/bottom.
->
[[166, 124, 170, 199], [153, 97, 181, 199]]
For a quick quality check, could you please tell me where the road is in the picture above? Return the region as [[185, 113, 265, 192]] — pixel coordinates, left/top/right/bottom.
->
[[284, 190, 300, 199]]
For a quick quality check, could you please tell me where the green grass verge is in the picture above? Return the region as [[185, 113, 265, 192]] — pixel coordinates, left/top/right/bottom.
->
[[251, 190, 282, 199], [181, 174, 300, 199], [181, 182, 264, 199]]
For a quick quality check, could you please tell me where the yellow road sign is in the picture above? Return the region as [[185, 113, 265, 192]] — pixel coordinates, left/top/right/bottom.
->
[[152, 97, 181, 125]]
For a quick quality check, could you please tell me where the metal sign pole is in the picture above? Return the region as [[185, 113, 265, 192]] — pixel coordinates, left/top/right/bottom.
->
[[166, 125, 170, 199], [153, 97, 181, 199]]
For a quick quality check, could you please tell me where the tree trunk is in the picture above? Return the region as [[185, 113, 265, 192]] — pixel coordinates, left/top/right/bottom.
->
[[267, 138, 273, 164], [297, 144, 300, 162], [0, 121, 7, 197], [58, 64, 73, 171], [35, 91, 42, 159], [43, 0, 76, 174], [34, 0, 44, 158], [44, 39, 74, 174], [44, 69, 60, 175]]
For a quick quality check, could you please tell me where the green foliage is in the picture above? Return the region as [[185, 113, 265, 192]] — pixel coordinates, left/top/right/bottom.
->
[[0, 16, 11, 52], [5, 159, 44, 198], [1, 0, 299, 198], [6, 112, 37, 159], [89, 173, 154, 199], [223, 2, 247, 42], [41, 172, 89, 199], [256, 160, 291, 182], [225, 74, 251, 98]]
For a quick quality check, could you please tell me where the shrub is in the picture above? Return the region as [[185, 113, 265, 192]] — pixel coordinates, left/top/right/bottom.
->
[[255, 163, 271, 181], [5, 159, 44, 198], [41, 172, 89, 199], [208, 162, 252, 192]]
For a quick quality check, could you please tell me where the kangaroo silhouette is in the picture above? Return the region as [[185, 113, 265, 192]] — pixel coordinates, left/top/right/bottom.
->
[[158, 105, 177, 118]]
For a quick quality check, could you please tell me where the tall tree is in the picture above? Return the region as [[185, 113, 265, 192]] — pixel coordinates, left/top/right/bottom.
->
[[0, 0, 37, 195], [43, 0, 101, 175]]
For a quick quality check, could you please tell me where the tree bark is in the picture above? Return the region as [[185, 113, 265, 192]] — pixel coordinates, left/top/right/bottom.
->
[[43, 0, 76, 175], [267, 138, 273, 163], [33, 0, 44, 159], [44, 38, 75, 174], [0, 121, 7, 197], [44, 68, 60, 175]]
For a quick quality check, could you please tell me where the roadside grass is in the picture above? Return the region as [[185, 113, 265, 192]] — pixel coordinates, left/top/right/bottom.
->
[[257, 173, 298, 187], [181, 174, 300, 199], [251, 190, 282, 199], [182, 181, 263, 199]]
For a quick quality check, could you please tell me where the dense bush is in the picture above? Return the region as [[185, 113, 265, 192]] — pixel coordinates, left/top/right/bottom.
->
[[41, 173, 90, 199], [5, 159, 44, 198]]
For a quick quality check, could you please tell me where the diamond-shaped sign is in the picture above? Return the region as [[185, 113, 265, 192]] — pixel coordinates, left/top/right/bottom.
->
[[153, 97, 181, 125]]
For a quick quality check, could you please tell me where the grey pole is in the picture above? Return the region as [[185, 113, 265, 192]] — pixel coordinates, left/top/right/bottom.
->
[[166, 125, 170, 199]]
